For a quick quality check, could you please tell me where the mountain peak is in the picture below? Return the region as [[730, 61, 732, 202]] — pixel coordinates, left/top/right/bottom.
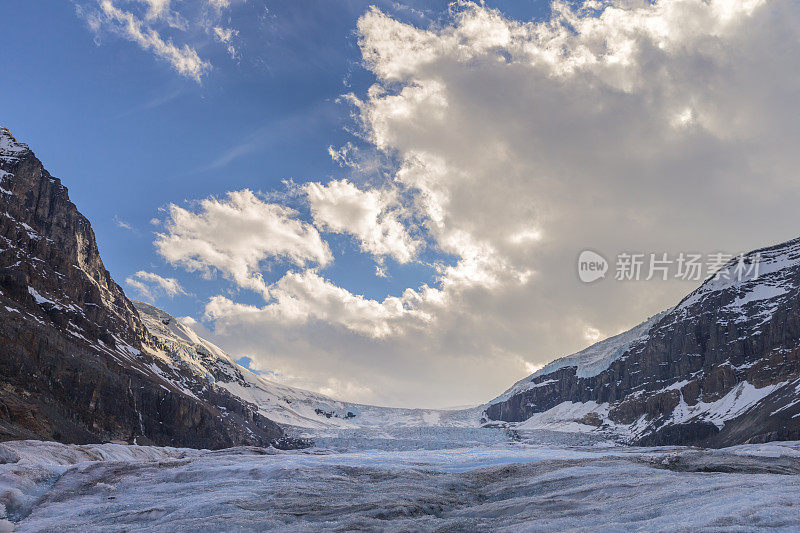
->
[[0, 127, 283, 448], [486, 235, 800, 446], [0, 127, 30, 162]]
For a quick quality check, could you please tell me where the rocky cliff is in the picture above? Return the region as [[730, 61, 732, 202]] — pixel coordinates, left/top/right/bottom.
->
[[486, 239, 800, 447], [0, 127, 282, 448]]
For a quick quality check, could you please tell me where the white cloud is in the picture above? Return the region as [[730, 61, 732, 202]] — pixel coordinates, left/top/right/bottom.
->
[[137, 0, 171, 20], [75, 0, 239, 82], [213, 26, 238, 58], [583, 327, 603, 344], [125, 270, 187, 301], [87, 0, 211, 82], [113, 215, 133, 230], [205, 269, 434, 338], [207, 0, 231, 9], [212, 27, 236, 42], [155, 190, 332, 297], [318, 378, 374, 402], [305, 179, 420, 264], [159, 0, 800, 407]]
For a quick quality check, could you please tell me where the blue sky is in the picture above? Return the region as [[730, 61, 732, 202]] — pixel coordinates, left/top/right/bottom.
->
[[2, 0, 796, 407], [0, 0, 548, 318]]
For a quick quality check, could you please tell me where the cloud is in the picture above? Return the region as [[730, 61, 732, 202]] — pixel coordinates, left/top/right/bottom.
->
[[213, 26, 239, 59], [160, 0, 800, 407], [305, 179, 420, 263], [207, 0, 231, 9], [125, 270, 187, 301], [137, 0, 171, 20], [113, 215, 133, 230], [205, 269, 434, 338], [75, 0, 239, 82], [99, 0, 209, 81], [318, 378, 374, 402], [154, 190, 332, 297]]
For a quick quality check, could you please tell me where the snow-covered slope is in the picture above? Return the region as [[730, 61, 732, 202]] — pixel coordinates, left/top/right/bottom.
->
[[134, 301, 481, 430], [493, 310, 669, 404], [486, 237, 800, 447]]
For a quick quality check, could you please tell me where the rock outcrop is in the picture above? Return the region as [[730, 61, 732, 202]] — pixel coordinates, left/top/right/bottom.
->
[[486, 239, 800, 447], [0, 127, 283, 448]]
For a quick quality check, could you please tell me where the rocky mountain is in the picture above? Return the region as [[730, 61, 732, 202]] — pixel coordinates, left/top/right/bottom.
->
[[134, 301, 480, 430], [0, 126, 283, 448], [5, 123, 797, 450], [486, 239, 800, 446]]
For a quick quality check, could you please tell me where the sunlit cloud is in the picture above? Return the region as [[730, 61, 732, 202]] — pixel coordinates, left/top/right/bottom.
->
[[125, 270, 187, 301], [152, 0, 800, 406]]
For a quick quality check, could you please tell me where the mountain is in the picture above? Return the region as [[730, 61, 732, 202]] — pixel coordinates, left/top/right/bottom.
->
[[133, 301, 480, 430], [6, 123, 797, 450], [486, 239, 800, 446], [0, 126, 282, 448]]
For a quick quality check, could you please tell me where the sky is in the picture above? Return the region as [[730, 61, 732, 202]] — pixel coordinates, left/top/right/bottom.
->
[[2, 0, 800, 408]]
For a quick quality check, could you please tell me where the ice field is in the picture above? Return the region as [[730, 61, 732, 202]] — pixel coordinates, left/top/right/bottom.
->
[[1, 429, 799, 532]]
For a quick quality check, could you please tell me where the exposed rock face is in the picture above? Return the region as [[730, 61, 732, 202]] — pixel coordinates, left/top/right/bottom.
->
[[486, 239, 800, 447], [0, 127, 282, 448]]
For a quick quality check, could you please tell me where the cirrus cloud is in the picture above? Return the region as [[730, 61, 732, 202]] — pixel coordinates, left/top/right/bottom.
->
[[75, 0, 240, 82]]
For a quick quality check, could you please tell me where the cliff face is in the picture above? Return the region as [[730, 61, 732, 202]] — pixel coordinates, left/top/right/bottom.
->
[[0, 127, 282, 448], [486, 239, 800, 447]]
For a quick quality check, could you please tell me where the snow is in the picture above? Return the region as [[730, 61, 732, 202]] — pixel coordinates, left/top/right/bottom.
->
[[219, 374, 481, 430], [727, 284, 788, 308], [491, 310, 669, 403], [675, 239, 800, 316], [134, 301, 482, 430], [0, 441, 199, 466], [0, 128, 29, 164], [496, 378, 789, 441], [515, 401, 609, 433], [1, 437, 799, 531], [26, 287, 53, 306], [669, 380, 785, 429]]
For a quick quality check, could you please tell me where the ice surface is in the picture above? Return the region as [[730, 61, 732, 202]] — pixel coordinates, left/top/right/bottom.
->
[[1, 435, 799, 532]]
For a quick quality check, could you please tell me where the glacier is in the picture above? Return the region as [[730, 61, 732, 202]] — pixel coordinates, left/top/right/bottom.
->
[[1, 434, 799, 532]]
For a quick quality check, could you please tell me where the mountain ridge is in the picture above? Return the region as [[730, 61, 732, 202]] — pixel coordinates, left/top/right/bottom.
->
[[133, 300, 482, 430], [3, 124, 800, 449], [0, 126, 283, 448], [485, 239, 800, 446]]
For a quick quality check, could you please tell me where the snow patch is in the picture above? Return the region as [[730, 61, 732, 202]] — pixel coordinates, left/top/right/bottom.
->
[[670, 381, 785, 429], [515, 401, 609, 433], [27, 287, 54, 306]]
